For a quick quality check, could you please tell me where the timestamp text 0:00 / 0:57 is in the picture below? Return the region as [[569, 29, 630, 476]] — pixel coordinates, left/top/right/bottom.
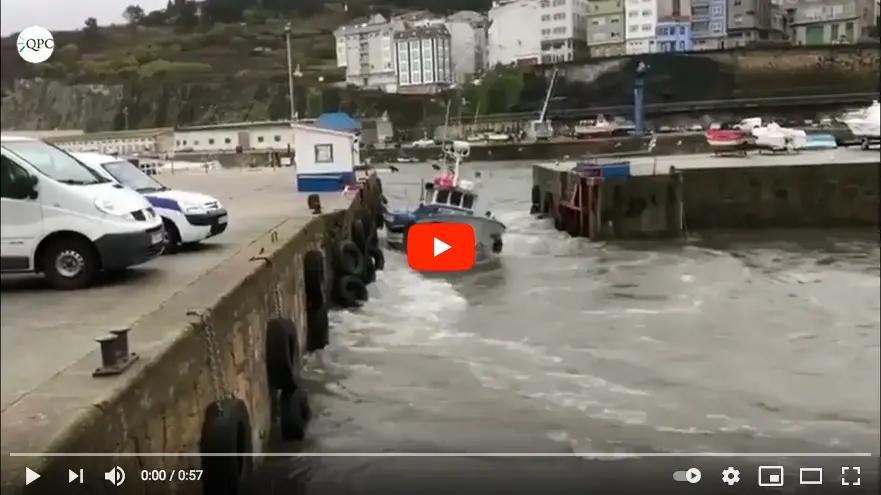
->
[[140, 469, 203, 482]]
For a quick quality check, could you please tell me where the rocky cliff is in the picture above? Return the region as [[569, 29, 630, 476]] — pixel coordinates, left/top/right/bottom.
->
[[2, 44, 878, 131], [525, 44, 880, 112]]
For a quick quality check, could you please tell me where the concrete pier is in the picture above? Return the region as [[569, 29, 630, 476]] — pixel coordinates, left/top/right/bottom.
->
[[532, 149, 879, 239], [0, 168, 381, 494]]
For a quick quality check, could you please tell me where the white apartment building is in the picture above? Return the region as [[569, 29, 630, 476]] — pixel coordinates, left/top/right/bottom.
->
[[488, 0, 542, 66], [445, 10, 489, 84], [539, 0, 590, 62], [394, 23, 454, 94], [791, 0, 877, 44], [334, 14, 403, 92], [625, 0, 660, 53]]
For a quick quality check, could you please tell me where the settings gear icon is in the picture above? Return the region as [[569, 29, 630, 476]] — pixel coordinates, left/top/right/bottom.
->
[[722, 467, 741, 485]]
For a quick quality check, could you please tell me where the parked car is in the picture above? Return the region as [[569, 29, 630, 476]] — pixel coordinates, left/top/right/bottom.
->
[[1, 135, 164, 289], [74, 152, 228, 253]]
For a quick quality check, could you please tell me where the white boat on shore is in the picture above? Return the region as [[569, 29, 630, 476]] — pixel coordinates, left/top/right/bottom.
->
[[842, 101, 880, 150]]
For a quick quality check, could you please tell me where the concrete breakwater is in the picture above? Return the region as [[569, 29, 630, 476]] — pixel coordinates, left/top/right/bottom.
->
[[0, 173, 383, 495], [531, 150, 879, 240], [365, 130, 854, 164]]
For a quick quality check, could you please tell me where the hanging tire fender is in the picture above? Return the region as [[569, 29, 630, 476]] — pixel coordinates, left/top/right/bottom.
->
[[366, 244, 385, 271], [302, 250, 325, 309], [331, 240, 365, 276], [278, 388, 311, 442], [265, 317, 299, 391], [200, 398, 254, 495], [360, 255, 376, 284], [306, 304, 330, 352], [332, 274, 369, 308]]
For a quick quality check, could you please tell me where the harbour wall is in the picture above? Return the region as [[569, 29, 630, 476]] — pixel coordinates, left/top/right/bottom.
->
[[1, 179, 382, 495], [365, 132, 856, 164], [532, 161, 879, 239]]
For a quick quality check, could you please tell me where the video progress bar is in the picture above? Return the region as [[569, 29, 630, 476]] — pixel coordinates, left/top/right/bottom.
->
[[8, 452, 877, 458]]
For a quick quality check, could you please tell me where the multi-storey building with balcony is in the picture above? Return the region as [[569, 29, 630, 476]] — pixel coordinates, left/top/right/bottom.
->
[[445, 10, 489, 83], [586, 0, 627, 57], [539, 0, 589, 62], [656, 16, 694, 50], [393, 23, 454, 94], [334, 14, 402, 91], [487, 0, 543, 66], [791, 0, 876, 44], [691, 0, 727, 49], [726, 0, 780, 47], [625, 0, 660, 53]]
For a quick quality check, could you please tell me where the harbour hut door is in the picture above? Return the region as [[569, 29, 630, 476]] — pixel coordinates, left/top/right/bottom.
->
[[237, 131, 251, 151]]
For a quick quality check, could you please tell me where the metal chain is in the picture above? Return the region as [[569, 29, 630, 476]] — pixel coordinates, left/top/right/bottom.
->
[[188, 310, 228, 414], [273, 281, 283, 317]]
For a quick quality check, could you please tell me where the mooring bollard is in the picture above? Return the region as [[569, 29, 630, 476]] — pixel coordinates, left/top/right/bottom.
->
[[93, 328, 140, 377]]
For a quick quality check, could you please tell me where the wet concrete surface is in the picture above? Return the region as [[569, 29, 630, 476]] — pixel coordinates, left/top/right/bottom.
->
[[256, 161, 879, 493], [0, 167, 345, 412]]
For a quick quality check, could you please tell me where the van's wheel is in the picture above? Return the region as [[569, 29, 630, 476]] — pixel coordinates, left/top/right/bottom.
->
[[40, 236, 99, 290], [162, 218, 181, 254]]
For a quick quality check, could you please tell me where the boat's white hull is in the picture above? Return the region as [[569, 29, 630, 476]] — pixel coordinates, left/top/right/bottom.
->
[[415, 214, 506, 266]]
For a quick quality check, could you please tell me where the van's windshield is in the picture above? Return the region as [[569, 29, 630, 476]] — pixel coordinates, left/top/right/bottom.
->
[[101, 160, 168, 193], [3, 140, 109, 185]]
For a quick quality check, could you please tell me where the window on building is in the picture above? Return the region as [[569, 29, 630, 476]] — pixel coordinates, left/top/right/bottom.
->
[[175, 140, 181, 145], [257, 136, 264, 143], [642, 10, 652, 16], [629, 11, 638, 17], [629, 25, 639, 32], [733, 14, 743, 24], [314, 144, 333, 163], [208, 138, 215, 145], [194, 140, 200, 145], [680, 26, 686, 35], [678, 40, 685, 50], [611, 17, 620, 23], [734, 0, 741, 5], [642, 24, 652, 31], [225, 137, 232, 144], [542, 14, 550, 21], [274, 135, 281, 142]]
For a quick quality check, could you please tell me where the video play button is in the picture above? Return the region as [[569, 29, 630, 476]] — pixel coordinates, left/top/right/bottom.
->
[[25, 467, 40, 485], [433, 237, 451, 257], [406, 223, 476, 272], [686, 468, 701, 484]]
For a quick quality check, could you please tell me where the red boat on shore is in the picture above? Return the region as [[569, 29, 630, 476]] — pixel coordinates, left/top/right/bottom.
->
[[704, 128, 753, 156]]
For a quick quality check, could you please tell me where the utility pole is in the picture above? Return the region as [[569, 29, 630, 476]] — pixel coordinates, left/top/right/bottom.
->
[[284, 23, 296, 122], [123, 106, 129, 130]]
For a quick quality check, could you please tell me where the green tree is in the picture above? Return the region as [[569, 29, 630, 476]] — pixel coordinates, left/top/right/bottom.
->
[[123, 5, 145, 24], [83, 17, 99, 35], [175, 1, 199, 29]]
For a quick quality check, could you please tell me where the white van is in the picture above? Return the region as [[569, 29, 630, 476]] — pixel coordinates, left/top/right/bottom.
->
[[1, 135, 165, 290], [73, 153, 228, 253]]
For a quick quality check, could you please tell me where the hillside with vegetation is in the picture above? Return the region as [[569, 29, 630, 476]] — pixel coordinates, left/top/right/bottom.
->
[[0, 0, 517, 131]]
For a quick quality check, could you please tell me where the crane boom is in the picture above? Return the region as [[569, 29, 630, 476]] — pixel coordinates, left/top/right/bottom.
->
[[538, 68, 559, 122]]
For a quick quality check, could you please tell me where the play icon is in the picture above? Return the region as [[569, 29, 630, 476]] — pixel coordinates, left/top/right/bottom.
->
[[433, 237, 451, 256], [25, 467, 40, 485]]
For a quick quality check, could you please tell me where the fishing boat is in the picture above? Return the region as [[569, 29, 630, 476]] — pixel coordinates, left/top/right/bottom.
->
[[383, 141, 507, 266], [573, 115, 635, 139], [842, 101, 880, 150]]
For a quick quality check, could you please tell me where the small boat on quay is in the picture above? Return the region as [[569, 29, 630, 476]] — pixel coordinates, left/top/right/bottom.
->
[[705, 126, 753, 156], [842, 101, 880, 150], [382, 141, 506, 267]]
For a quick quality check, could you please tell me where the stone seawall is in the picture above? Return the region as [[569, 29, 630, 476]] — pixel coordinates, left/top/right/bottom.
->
[[532, 155, 878, 239], [1, 179, 381, 495]]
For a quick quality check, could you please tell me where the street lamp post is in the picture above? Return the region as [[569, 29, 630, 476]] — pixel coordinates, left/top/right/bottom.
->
[[284, 23, 297, 122]]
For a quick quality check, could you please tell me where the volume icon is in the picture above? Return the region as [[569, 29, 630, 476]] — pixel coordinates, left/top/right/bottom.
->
[[104, 466, 126, 486]]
